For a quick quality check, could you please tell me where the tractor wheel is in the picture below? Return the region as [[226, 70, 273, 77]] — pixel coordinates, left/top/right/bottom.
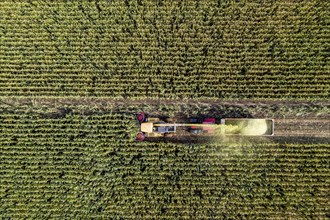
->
[[137, 112, 145, 123], [136, 132, 145, 141]]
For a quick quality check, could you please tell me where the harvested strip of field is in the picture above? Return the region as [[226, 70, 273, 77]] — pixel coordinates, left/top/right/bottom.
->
[[275, 119, 330, 137]]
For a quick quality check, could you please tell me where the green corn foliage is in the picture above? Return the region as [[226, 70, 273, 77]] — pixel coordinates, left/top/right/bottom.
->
[[0, 0, 329, 100], [0, 105, 329, 219]]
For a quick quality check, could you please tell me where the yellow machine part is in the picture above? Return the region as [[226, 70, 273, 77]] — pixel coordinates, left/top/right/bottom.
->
[[147, 118, 160, 122], [141, 122, 154, 133]]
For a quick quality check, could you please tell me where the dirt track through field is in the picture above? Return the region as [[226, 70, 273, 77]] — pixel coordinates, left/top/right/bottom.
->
[[1, 97, 329, 138], [274, 119, 330, 137]]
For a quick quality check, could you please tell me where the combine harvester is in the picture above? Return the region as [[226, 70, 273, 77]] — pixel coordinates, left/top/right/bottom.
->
[[135, 112, 274, 141]]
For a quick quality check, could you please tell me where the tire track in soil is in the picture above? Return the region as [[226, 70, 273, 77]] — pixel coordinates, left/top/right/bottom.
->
[[0, 98, 329, 137], [274, 119, 330, 137]]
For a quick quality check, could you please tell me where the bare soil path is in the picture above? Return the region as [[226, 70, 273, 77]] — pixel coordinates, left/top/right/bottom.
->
[[274, 119, 330, 137], [1, 97, 329, 138]]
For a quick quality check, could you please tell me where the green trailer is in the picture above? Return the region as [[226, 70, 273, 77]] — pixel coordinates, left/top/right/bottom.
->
[[220, 118, 274, 136]]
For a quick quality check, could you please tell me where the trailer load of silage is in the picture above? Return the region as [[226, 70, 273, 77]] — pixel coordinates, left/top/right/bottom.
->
[[227, 119, 269, 135]]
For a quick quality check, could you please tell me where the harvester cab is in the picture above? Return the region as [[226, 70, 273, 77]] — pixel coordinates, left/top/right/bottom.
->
[[141, 122, 176, 133], [136, 112, 177, 141]]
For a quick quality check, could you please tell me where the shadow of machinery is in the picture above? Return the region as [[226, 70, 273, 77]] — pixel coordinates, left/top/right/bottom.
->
[[146, 133, 329, 145], [172, 104, 253, 122]]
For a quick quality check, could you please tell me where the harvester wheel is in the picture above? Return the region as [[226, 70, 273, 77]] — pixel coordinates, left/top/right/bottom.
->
[[136, 132, 145, 141], [137, 112, 145, 123]]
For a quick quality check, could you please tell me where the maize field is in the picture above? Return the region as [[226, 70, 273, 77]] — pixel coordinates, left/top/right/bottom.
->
[[0, 0, 329, 219], [0, 0, 329, 99]]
